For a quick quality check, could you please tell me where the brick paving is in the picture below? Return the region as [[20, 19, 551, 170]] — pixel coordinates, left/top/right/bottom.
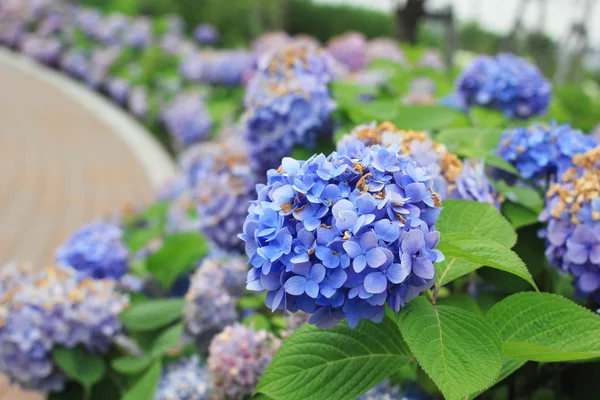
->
[[0, 55, 160, 399]]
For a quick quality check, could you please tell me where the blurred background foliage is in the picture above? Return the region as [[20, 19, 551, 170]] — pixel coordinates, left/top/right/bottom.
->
[[79, 0, 600, 131]]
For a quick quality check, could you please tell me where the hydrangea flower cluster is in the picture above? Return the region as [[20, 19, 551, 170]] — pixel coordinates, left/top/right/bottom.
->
[[59, 49, 88, 80], [122, 17, 152, 49], [207, 323, 281, 400], [366, 37, 407, 66], [418, 49, 445, 71], [184, 256, 248, 342], [161, 92, 212, 148], [0, 266, 129, 392], [240, 139, 445, 328], [19, 34, 61, 65], [540, 146, 600, 297], [326, 31, 367, 72], [402, 77, 437, 106], [188, 139, 257, 251], [456, 53, 551, 119], [198, 50, 252, 87], [193, 24, 219, 46], [55, 221, 129, 280], [338, 122, 500, 207], [155, 356, 211, 400], [244, 44, 336, 177], [128, 85, 148, 119], [496, 122, 597, 180], [357, 381, 402, 400], [105, 77, 130, 106]]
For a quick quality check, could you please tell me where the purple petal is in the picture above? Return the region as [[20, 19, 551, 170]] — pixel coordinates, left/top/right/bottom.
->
[[343, 240, 363, 258], [364, 272, 388, 294], [425, 231, 440, 248], [353, 255, 367, 273], [374, 220, 400, 243], [405, 182, 426, 202], [270, 288, 284, 311], [359, 231, 378, 251], [365, 247, 387, 268], [329, 269, 347, 289], [261, 272, 282, 291], [413, 256, 435, 279], [579, 272, 599, 293], [386, 263, 410, 284], [401, 229, 425, 254], [284, 276, 307, 295]]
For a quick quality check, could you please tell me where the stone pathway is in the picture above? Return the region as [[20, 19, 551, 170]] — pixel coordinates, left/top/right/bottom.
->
[[0, 49, 175, 399]]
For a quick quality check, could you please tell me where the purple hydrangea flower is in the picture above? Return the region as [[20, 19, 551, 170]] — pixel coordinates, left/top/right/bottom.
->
[[0, 22, 24, 47], [366, 37, 407, 66], [181, 136, 257, 251], [457, 53, 551, 119], [244, 44, 336, 177], [198, 50, 252, 87], [155, 356, 211, 400], [193, 24, 219, 46], [540, 147, 600, 297], [240, 138, 445, 329], [59, 49, 88, 80], [94, 13, 129, 45], [418, 49, 445, 71], [105, 77, 129, 106], [0, 266, 129, 393], [326, 32, 368, 72], [122, 17, 152, 49], [207, 324, 281, 400], [55, 221, 129, 280], [161, 92, 212, 148], [184, 259, 239, 343], [403, 77, 437, 106], [497, 122, 597, 180], [338, 122, 500, 207], [19, 34, 61, 65], [74, 8, 102, 36]]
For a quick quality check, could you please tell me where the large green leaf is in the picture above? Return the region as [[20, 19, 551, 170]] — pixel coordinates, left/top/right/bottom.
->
[[53, 347, 106, 389], [437, 200, 516, 248], [486, 292, 600, 362], [395, 297, 502, 400], [256, 317, 413, 400], [122, 361, 162, 400], [120, 298, 185, 332], [391, 105, 469, 130], [151, 323, 184, 357], [436, 294, 483, 316], [438, 233, 537, 289], [435, 200, 517, 286], [111, 355, 153, 375], [467, 359, 526, 399], [147, 232, 208, 289], [502, 201, 541, 230], [494, 181, 544, 213], [436, 128, 504, 158]]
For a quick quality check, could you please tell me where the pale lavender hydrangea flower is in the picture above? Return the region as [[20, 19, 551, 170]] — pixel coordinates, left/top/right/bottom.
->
[[155, 356, 211, 400], [207, 324, 281, 400], [327, 31, 368, 72]]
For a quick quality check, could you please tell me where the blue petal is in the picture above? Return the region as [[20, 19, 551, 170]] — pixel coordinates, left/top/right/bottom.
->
[[305, 280, 320, 298], [385, 263, 410, 284], [284, 276, 307, 295], [365, 247, 387, 268], [364, 272, 387, 294], [353, 255, 367, 273], [309, 264, 326, 283]]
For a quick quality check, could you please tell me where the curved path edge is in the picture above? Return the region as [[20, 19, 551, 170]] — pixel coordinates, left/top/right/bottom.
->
[[0, 47, 176, 189]]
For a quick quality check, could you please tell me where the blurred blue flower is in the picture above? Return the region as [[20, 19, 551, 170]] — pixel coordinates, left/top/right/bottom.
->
[[193, 24, 219, 46], [155, 356, 211, 400], [55, 221, 129, 280], [240, 137, 444, 329], [244, 44, 336, 177], [456, 53, 551, 119], [161, 92, 212, 148], [326, 31, 367, 72], [540, 147, 600, 298], [497, 122, 597, 180]]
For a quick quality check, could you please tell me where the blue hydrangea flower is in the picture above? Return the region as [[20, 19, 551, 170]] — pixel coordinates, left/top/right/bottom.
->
[[161, 92, 212, 148], [0, 266, 129, 393], [55, 221, 129, 280], [155, 356, 211, 400], [193, 24, 219, 46], [122, 17, 152, 48], [497, 122, 597, 180], [200, 50, 252, 87], [326, 31, 367, 72], [105, 77, 130, 106], [94, 14, 129, 45], [338, 122, 500, 208], [456, 53, 551, 119], [540, 147, 600, 298], [207, 324, 281, 400], [240, 139, 445, 329], [244, 44, 336, 177], [181, 137, 257, 251], [356, 381, 402, 400], [59, 49, 88, 80]]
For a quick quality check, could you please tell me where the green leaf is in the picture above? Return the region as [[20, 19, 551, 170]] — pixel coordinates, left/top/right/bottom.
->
[[122, 361, 162, 400], [435, 200, 517, 286], [256, 317, 413, 400], [437, 200, 516, 248], [502, 201, 541, 229], [438, 233, 537, 290], [111, 355, 153, 375], [494, 181, 544, 213], [470, 107, 507, 128], [53, 347, 106, 389], [436, 128, 504, 158], [243, 313, 272, 331], [486, 292, 600, 362], [330, 80, 377, 105], [151, 323, 184, 357], [238, 294, 267, 309], [436, 294, 482, 316], [395, 297, 502, 400], [120, 298, 185, 332], [147, 232, 208, 289], [468, 359, 526, 399], [391, 105, 469, 130], [484, 153, 520, 175]]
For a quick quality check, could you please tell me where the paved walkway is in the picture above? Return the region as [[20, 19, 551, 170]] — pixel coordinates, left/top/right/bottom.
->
[[0, 49, 175, 399]]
